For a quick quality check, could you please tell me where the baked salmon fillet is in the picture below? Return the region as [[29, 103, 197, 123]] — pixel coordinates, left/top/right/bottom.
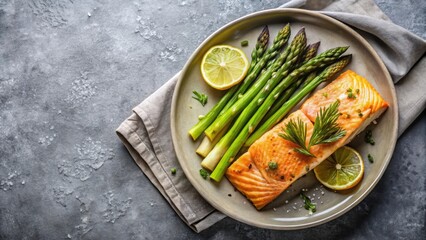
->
[[226, 70, 388, 210]]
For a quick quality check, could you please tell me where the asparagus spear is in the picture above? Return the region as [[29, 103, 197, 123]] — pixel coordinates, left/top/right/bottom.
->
[[188, 24, 291, 140], [247, 26, 269, 74], [245, 55, 352, 147], [201, 29, 307, 171], [297, 42, 321, 68], [209, 54, 351, 182]]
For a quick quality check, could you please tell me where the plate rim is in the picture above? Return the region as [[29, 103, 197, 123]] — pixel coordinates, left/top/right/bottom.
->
[[171, 8, 398, 230]]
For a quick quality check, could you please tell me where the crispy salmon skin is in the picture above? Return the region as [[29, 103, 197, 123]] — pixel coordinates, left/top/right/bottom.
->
[[226, 70, 388, 210]]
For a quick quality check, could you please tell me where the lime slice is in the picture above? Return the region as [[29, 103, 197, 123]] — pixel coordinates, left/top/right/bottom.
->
[[314, 146, 364, 190], [200, 45, 249, 90]]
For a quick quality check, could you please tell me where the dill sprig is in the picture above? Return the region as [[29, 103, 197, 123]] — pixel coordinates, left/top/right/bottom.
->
[[309, 100, 346, 147], [279, 100, 346, 157], [278, 118, 314, 157], [300, 192, 316, 214], [192, 90, 208, 106]]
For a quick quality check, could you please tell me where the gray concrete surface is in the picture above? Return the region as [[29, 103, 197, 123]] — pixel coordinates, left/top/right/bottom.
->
[[0, 0, 424, 239]]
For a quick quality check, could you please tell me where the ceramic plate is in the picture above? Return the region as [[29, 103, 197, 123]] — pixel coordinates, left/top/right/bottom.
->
[[171, 9, 398, 229]]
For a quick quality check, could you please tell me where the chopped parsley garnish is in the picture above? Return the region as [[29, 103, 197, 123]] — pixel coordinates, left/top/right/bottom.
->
[[357, 109, 363, 117], [171, 168, 177, 175], [322, 93, 328, 98], [347, 92, 356, 99], [355, 89, 360, 94], [240, 40, 249, 47], [300, 192, 316, 214], [364, 130, 375, 145], [192, 91, 208, 106], [368, 154, 374, 163], [346, 88, 356, 99], [268, 161, 278, 170], [199, 169, 209, 179]]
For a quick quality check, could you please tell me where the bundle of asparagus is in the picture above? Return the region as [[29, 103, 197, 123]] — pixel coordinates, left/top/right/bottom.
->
[[188, 25, 351, 182]]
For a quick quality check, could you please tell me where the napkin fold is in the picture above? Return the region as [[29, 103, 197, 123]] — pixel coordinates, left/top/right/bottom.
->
[[116, 0, 426, 232]]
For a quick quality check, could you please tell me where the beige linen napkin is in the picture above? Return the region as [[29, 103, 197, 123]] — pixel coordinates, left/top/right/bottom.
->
[[116, 0, 426, 232]]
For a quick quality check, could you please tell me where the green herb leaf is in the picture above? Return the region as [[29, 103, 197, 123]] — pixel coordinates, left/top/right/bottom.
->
[[199, 169, 209, 179], [278, 118, 315, 157], [368, 154, 374, 163], [192, 91, 208, 106], [171, 168, 177, 175], [347, 92, 356, 99], [364, 130, 375, 145], [240, 40, 249, 47], [268, 161, 278, 170], [309, 100, 346, 147], [300, 192, 316, 214]]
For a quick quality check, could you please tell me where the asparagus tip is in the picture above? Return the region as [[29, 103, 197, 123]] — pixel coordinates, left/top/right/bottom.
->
[[281, 23, 291, 32], [311, 41, 321, 49], [342, 54, 353, 61], [258, 25, 270, 42], [305, 41, 320, 55]]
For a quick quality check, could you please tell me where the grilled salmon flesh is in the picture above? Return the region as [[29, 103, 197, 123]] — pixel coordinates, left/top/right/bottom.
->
[[226, 70, 388, 210]]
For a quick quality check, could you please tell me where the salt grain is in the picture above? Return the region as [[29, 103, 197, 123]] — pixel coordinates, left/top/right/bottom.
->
[[65, 72, 97, 106], [135, 16, 162, 40], [159, 45, 184, 62], [102, 191, 132, 223], [57, 137, 114, 181]]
